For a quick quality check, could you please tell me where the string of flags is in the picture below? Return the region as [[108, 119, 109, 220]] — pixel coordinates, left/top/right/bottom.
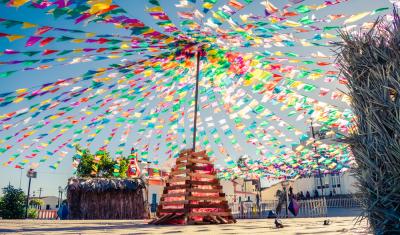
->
[[0, 0, 394, 180]]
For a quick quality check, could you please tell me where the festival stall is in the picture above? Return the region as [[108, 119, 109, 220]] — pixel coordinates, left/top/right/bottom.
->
[[67, 177, 146, 220]]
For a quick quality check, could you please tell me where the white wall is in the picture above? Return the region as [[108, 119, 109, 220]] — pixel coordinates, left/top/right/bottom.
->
[[340, 171, 359, 194], [261, 173, 359, 201], [148, 185, 163, 204], [292, 177, 315, 195], [40, 196, 59, 210]]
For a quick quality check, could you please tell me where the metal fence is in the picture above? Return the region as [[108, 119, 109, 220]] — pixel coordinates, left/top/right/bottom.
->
[[229, 197, 361, 219], [325, 197, 362, 208], [37, 210, 58, 219], [34, 198, 361, 220]]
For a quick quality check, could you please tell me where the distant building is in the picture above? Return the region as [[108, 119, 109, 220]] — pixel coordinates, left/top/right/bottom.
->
[[31, 196, 60, 210], [261, 171, 358, 201], [221, 178, 259, 203]]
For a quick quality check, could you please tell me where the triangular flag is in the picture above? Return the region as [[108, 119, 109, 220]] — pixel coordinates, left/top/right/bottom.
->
[[6, 34, 25, 42]]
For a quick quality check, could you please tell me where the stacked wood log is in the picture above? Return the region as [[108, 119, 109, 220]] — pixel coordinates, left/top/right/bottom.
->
[[149, 149, 236, 225]]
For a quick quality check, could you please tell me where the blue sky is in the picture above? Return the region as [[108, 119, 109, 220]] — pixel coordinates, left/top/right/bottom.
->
[[0, 0, 393, 196]]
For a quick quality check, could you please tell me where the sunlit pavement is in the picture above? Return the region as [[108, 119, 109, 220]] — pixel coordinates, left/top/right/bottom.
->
[[0, 217, 370, 235]]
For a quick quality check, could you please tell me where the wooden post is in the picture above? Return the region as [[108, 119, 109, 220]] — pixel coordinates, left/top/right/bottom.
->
[[192, 48, 201, 151]]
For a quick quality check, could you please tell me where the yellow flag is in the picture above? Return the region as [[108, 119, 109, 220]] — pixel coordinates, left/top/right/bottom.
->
[[203, 2, 213, 9], [72, 39, 85, 43], [147, 6, 162, 12], [85, 32, 96, 38], [9, 0, 30, 7], [16, 88, 28, 94], [120, 43, 130, 49], [282, 20, 302, 28], [6, 34, 25, 42], [22, 22, 37, 28], [87, 0, 112, 14], [344, 11, 370, 24]]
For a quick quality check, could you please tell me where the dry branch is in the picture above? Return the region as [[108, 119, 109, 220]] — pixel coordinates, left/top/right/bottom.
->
[[336, 8, 400, 234]]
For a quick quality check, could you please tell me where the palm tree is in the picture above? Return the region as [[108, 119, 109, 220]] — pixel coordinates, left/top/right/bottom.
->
[[336, 9, 400, 234]]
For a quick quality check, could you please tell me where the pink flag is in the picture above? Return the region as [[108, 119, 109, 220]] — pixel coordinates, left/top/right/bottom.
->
[[25, 36, 42, 47]]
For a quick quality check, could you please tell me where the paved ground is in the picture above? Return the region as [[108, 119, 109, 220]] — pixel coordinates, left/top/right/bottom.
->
[[0, 217, 371, 235]]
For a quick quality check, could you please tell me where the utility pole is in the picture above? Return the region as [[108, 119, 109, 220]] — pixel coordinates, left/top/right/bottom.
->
[[310, 118, 324, 197], [25, 169, 37, 218], [281, 181, 290, 218], [257, 177, 261, 217], [59, 187, 63, 202], [38, 188, 43, 210], [25, 178, 32, 218], [57, 189, 60, 208], [38, 188, 43, 198], [146, 161, 150, 218]]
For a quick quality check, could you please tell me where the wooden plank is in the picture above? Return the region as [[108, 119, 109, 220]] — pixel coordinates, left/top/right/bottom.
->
[[189, 172, 216, 179], [173, 163, 187, 169], [204, 215, 219, 224], [150, 214, 168, 225], [154, 213, 175, 225], [187, 203, 229, 208], [166, 176, 190, 183], [176, 154, 189, 159], [216, 215, 228, 224], [158, 209, 185, 213], [187, 196, 226, 201], [189, 180, 219, 185], [169, 169, 190, 176], [165, 184, 190, 190], [189, 212, 232, 217], [159, 200, 188, 205], [191, 150, 207, 158], [175, 157, 188, 165], [166, 214, 184, 224], [187, 165, 214, 171], [189, 221, 211, 225], [188, 158, 212, 164], [189, 188, 222, 193], [148, 217, 159, 225], [161, 193, 188, 198], [180, 149, 192, 154]]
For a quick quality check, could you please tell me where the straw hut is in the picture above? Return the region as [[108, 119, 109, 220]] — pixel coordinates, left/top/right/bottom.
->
[[67, 177, 147, 219]]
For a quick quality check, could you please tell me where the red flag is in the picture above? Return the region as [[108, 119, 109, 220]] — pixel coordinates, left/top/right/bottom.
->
[[40, 37, 55, 47]]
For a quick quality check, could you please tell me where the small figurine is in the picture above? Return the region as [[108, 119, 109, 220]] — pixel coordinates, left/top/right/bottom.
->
[[127, 147, 141, 178]]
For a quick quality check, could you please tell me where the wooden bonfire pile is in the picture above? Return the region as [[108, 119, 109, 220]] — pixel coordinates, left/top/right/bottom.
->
[[149, 149, 236, 225]]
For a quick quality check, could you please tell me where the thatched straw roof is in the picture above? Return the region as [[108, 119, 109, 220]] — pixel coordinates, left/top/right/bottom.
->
[[67, 177, 145, 193]]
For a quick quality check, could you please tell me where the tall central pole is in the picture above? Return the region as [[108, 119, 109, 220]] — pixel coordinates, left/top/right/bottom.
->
[[192, 48, 201, 151], [310, 118, 324, 197]]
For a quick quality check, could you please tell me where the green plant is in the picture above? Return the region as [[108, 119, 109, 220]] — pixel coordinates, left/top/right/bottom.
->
[[118, 157, 129, 179], [336, 8, 400, 234], [27, 208, 38, 219], [73, 145, 95, 178], [0, 185, 26, 219], [29, 198, 44, 208], [73, 145, 131, 179], [97, 150, 114, 178]]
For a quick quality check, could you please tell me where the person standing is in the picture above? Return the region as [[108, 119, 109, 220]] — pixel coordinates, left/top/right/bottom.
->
[[57, 200, 68, 220]]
